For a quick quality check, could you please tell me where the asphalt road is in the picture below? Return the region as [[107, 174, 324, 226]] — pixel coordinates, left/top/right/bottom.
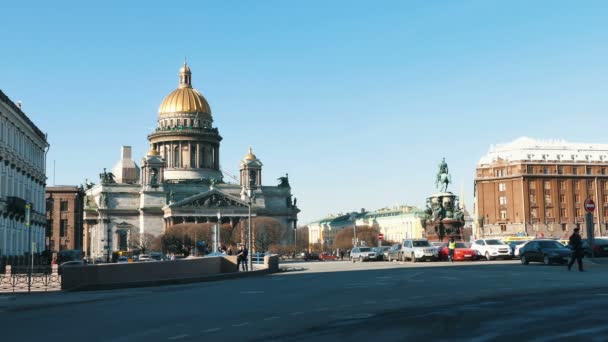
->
[[1, 259, 608, 341]]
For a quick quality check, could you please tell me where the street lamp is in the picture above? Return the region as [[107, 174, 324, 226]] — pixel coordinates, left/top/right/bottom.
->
[[106, 226, 111, 263], [243, 171, 257, 272], [350, 214, 357, 247], [215, 210, 222, 253]]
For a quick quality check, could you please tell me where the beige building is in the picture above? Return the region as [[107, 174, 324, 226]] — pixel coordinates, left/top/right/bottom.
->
[[474, 137, 608, 239], [0, 90, 49, 256]]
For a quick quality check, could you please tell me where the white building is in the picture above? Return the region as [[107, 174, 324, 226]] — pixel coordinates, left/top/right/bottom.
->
[[0, 90, 49, 256], [83, 63, 299, 258]]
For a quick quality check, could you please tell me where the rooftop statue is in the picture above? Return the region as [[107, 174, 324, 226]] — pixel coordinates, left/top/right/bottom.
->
[[435, 158, 451, 192], [278, 173, 290, 188], [99, 168, 116, 184]]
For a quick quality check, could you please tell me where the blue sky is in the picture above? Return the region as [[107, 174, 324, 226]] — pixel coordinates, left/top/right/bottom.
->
[[1, 0, 607, 224]]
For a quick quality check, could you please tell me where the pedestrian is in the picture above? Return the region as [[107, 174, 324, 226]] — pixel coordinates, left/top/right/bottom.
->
[[448, 237, 456, 263], [340, 250, 345, 261], [227, 247, 233, 256], [236, 245, 244, 271], [567, 227, 584, 272], [242, 244, 249, 271]]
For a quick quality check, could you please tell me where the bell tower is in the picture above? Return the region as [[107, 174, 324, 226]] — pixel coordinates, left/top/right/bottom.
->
[[240, 147, 262, 189]]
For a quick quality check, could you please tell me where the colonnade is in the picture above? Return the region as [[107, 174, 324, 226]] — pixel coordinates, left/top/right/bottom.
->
[[155, 141, 219, 169]]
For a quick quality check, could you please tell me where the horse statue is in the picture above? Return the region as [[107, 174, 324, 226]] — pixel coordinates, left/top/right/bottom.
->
[[435, 158, 451, 192]]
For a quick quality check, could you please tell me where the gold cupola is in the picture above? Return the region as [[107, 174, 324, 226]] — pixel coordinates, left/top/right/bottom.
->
[[158, 63, 212, 116]]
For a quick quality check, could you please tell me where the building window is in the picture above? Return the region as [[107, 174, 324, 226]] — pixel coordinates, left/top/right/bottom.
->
[[544, 181, 551, 190], [561, 223, 567, 231], [604, 181, 608, 190], [560, 208, 566, 218], [60, 200, 68, 212], [602, 167, 606, 175], [60, 219, 68, 237], [574, 181, 580, 190], [587, 166, 592, 175], [573, 167, 578, 175], [500, 224, 507, 232], [527, 165, 534, 174], [531, 208, 538, 219], [530, 194, 537, 204], [495, 169, 504, 177], [190, 145, 197, 168], [559, 181, 566, 190], [558, 165, 563, 175], [575, 207, 582, 218], [604, 194, 608, 203], [173, 146, 180, 167], [559, 194, 566, 203], [543, 166, 549, 174], [545, 209, 553, 218], [529, 181, 536, 190], [575, 194, 581, 203], [544, 194, 552, 205], [499, 196, 507, 205], [500, 210, 507, 220], [498, 183, 506, 191]]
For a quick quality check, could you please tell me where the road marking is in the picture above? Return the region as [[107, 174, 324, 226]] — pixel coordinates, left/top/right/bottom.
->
[[363, 300, 377, 304], [289, 311, 304, 316], [314, 307, 329, 312], [240, 291, 264, 294], [168, 334, 190, 340], [232, 322, 250, 327], [263, 316, 280, 321], [406, 271, 425, 279], [338, 304, 353, 308], [202, 328, 222, 333], [439, 276, 459, 280]]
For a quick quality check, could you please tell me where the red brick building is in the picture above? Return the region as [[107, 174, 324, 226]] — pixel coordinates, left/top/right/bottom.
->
[[45, 186, 85, 252], [474, 137, 608, 239]]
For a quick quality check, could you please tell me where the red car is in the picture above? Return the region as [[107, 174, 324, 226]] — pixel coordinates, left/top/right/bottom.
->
[[319, 252, 337, 261], [439, 242, 480, 261]]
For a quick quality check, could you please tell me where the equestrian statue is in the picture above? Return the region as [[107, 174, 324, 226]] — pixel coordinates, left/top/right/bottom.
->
[[435, 157, 451, 192]]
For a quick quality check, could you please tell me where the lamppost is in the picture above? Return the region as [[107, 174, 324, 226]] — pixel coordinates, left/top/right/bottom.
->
[[350, 214, 357, 247], [106, 226, 111, 263], [244, 172, 257, 272], [215, 210, 222, 253]]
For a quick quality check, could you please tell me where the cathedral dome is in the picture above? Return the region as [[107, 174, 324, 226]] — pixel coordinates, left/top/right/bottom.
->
[[158, 63, 211, 116]]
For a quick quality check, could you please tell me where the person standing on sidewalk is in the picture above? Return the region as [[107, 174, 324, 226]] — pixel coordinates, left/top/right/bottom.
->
[[241, 244, 249, 271], [567, 227, 584, 272], [448, 237, 456, 263]]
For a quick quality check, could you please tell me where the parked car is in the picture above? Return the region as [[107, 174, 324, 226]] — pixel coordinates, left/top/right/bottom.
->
[[400, 239, 439, 262], [319, 252, 337, 261], [438, 242, 480, 261], [350, 247, 377, 262], [519, 239, 572, 265], [471, 239, 511, 260], [385, 243, 402, 262], [508, 241, 529, 258], [297, 252, 319, 261], [138, 254, 152, 262], [117, 256, 129, 263], [582, 238, 608, 257], [371, 246, 391, 261]]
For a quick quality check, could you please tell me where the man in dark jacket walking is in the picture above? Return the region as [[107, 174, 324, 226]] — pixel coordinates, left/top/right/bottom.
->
[[568, 227, 584, 272]]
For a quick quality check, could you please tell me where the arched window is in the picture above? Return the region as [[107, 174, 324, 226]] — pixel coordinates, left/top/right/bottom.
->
[[173, 146, 180, 167]]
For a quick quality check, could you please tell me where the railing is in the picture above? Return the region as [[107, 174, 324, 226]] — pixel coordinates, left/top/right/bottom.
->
[[0, 265, 61, 293]]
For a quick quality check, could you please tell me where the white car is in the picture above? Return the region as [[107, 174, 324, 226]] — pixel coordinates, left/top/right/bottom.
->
[[138, 254, 152, 262], [350, 247, 377, 262], [400, 239, 439, 262], [471, 239, 511, 260]]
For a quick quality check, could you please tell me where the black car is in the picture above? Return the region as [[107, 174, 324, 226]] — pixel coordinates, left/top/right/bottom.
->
[[520, 240, 572, 265], [582, 238, 608, 257]]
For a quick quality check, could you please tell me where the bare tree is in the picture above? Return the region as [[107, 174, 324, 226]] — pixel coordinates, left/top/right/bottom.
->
[[129, 231, 157, 254], [332, 225, 378, 251]]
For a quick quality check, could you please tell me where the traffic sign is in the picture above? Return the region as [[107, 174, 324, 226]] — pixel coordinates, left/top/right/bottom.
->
[[584, 198, 596, 213], [378, 233, 384, 240]]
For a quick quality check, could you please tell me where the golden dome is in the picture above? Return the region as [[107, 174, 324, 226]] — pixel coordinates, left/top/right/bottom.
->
[[147, 146, 159, 156], [244, 147, 257, 161], [158, 63, 211, 116]]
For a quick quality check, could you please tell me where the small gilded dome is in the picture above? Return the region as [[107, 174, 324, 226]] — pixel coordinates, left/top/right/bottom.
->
[[147, 146, 159, 156], [158, 63, 212, 116], [243, 147, 257, 161]]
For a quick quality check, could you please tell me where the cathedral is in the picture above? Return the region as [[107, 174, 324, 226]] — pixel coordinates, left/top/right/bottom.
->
[[83, 63, 299, 259]]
